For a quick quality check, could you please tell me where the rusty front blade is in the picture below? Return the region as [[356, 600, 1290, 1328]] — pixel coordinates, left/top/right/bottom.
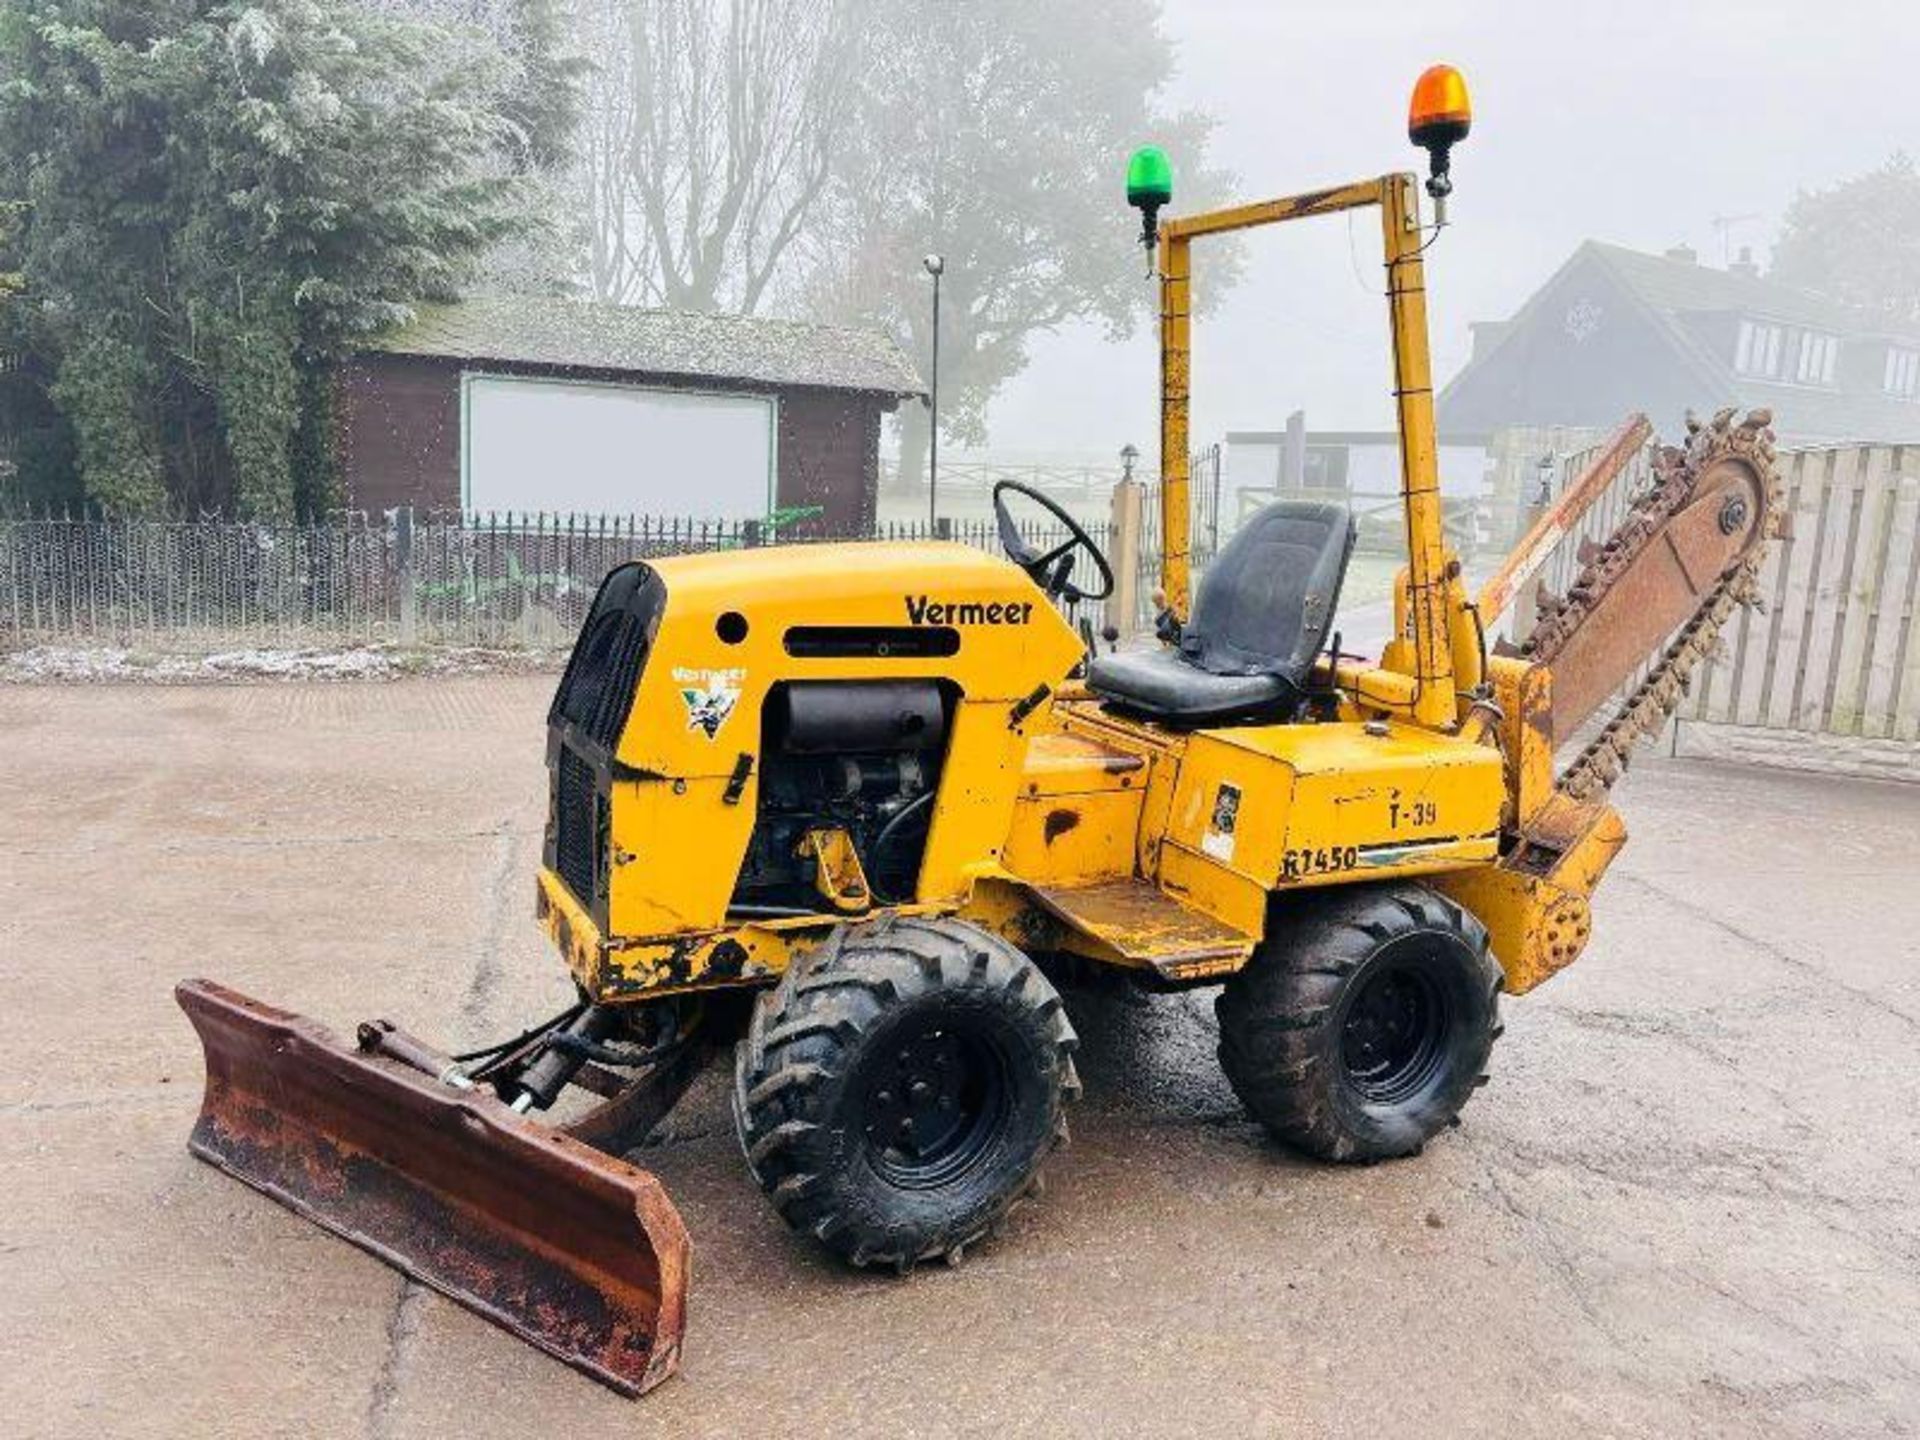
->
[[175, 978, 689, 1397]]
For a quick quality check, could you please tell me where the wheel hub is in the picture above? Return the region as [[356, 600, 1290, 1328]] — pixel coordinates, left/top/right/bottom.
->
[[862, 1022, 1006, 1189], [1341, 962, 1450, 1106]]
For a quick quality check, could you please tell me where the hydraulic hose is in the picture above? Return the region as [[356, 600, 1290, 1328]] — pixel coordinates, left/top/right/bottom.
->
[[508, 1005, 624, 1113]]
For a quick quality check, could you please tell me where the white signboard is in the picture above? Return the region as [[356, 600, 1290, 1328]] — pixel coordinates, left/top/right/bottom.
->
[[462, 373, 776, 518]]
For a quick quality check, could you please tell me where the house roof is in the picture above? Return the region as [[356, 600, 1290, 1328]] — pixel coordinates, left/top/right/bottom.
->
[[1442, 240, 1920, 445], [365, 295, 925, 397], [1584, 242, 1920, 341]]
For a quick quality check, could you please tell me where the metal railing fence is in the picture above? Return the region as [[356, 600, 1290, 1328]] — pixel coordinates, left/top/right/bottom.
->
[[1, 508, 1111, 651]]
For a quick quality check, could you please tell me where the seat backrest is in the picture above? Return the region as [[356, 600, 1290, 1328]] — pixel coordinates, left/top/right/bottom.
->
[[1179, 499, 1356, 682]]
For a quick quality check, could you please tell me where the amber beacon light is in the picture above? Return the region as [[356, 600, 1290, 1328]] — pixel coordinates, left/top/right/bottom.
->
[[1408, 64, 1472, 215]]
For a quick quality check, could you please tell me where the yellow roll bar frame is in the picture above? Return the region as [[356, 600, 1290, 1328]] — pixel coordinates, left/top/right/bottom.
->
[[1157, 173, 1457, 731]]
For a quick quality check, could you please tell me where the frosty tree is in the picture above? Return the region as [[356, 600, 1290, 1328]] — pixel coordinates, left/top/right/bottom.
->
[[577, 0, 863, 311], [0, 0, 550, 516], [1771, 154, 1920, 325], [796, 0, 1233, 494], [576, 0, 1232, 491]]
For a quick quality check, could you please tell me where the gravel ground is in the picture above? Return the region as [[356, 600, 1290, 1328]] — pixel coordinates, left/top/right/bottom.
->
[[1, 676, 1916, 1439]]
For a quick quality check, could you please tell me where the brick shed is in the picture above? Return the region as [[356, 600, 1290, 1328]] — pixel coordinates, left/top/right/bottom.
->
[[337, 296, 923, 532]]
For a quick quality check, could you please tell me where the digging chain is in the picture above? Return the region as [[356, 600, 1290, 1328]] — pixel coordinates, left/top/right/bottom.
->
[[1522, 408, 1784, 801]]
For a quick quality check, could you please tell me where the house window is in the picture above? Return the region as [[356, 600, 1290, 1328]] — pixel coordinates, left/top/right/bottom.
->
[[1735, 320, 1784, 378], [1794, 331, 1838, 386], [1886, 347, 1920, 400]]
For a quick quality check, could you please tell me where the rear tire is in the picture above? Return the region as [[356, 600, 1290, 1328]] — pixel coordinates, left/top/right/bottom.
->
[[1216, 883, 1501, 1162], [733, 916, 1078, 1270]]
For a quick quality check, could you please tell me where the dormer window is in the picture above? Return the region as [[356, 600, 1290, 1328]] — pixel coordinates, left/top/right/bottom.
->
[[1734, 320, 1783, 378], [1794, 331, 1838, 386], [1734, 321, 1839, 386], [1887, 346, 1919, 400]]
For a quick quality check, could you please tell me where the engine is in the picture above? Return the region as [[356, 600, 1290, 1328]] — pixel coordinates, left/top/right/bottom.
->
[[733, 681, 952, 911]]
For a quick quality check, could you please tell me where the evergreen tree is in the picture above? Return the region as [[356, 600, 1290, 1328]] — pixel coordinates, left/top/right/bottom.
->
[[0, 0, 545, 516], [502, 0, 585, 174]]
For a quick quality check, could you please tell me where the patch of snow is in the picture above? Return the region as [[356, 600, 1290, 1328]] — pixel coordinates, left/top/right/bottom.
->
[[201, 647, 396, 679], [1, 644, 562, 685]]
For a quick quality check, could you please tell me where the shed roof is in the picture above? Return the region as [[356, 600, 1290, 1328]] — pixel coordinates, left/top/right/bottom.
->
[[366, 295, 924, 397]]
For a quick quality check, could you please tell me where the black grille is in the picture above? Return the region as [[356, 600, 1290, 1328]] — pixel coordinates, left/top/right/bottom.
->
[[553, 745, 603, 907], [547, 563, 663, 914], [550, 563, 664, 751]]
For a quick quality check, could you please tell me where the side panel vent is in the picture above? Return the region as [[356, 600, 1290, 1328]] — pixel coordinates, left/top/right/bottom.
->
[[549, 563, 666, 752], [552, 745, 604, 908]]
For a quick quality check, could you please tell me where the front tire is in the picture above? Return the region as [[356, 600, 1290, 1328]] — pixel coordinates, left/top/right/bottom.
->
[[733, 917, 1078, 1270], [1217, 883, 1501, 1162]]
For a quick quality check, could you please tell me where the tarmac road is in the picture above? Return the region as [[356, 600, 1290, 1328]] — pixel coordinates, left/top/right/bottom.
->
[[1, 676, 1916, 1439]]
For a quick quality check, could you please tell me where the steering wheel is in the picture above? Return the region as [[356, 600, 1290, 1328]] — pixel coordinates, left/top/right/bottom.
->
[[991, 480, 1115, 604]]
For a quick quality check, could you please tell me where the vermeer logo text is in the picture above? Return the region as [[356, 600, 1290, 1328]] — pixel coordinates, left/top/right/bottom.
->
[[905, 596, 1034, 625]]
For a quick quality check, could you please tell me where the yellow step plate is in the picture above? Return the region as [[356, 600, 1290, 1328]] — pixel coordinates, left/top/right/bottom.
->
[[1033, 879, 1257, 983]]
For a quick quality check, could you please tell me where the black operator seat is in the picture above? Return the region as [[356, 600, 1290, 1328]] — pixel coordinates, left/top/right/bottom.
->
[[1085, 499, 1357, 726]]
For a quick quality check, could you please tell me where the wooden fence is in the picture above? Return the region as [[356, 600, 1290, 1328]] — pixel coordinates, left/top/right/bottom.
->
[[1682, 443, 1919, 747]]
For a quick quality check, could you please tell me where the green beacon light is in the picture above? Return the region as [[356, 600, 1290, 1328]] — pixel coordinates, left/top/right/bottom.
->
[[1126, 145, 1173, 262]]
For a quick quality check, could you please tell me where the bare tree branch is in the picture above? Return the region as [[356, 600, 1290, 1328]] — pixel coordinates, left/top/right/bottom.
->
[[578, 0, 862, 313]]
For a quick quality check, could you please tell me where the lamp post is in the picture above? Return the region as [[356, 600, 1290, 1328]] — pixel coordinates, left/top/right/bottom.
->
[[922, 253, 944, 527], [1120, 442, 1140, 484]]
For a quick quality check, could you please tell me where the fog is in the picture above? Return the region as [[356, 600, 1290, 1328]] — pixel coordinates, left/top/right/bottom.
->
[[9, 0, 1915, 517], [985, 0, 1920, 459]]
